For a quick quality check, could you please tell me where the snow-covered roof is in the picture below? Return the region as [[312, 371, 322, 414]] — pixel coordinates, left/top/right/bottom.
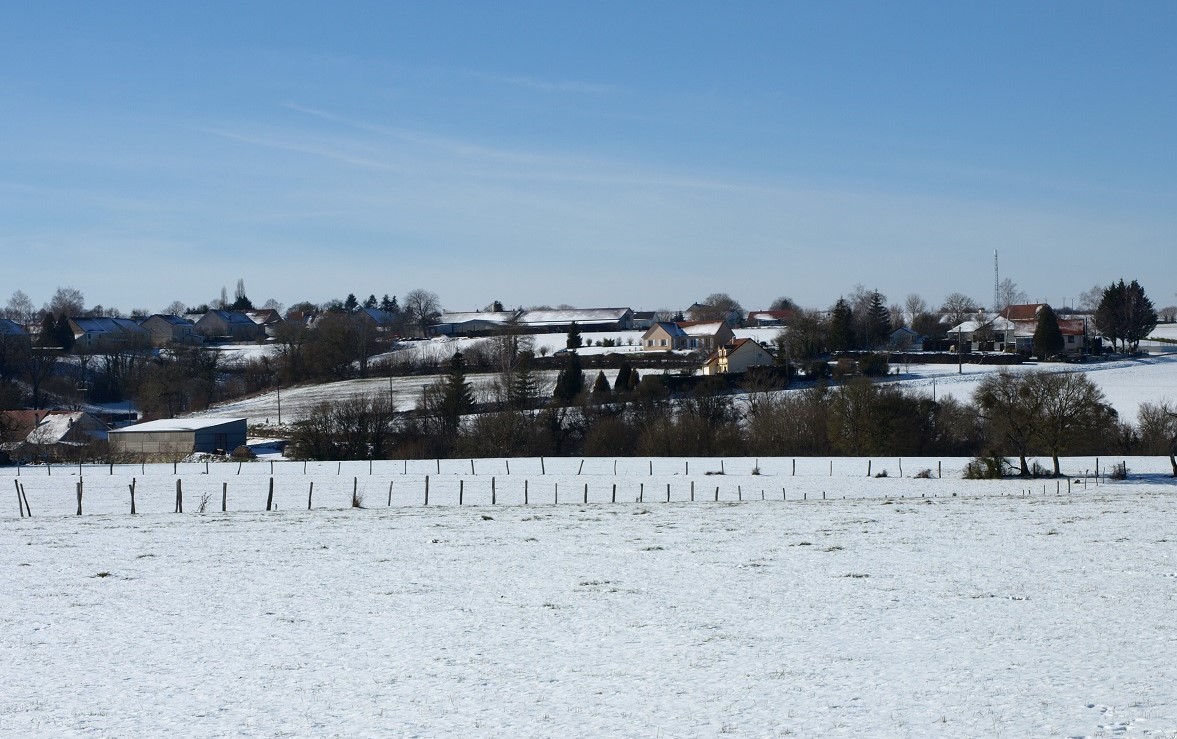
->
[[71, 317, 148, 334], [0, 318, 28, 335], [145, 314, 194, 326], [110, 417, 246, 434], [202, 310, 258, 326], [436, 308, 632, 330], [644, 321, 687, 338], [678, 321, 728, 337], [519, 308, 631, 326], [946, 317, 1016, 334]]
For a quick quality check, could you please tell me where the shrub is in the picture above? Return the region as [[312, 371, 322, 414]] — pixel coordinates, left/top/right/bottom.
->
[[964, 452, 1007, 479], [858, 353, 890, 377], [874, 469, 888, 478], [1029, 460, 1050, 478], [1109, 461, 1128, 480], [806, 360, 831, 380], [914, 468, 933, 479], [230, 445, 256, 461]]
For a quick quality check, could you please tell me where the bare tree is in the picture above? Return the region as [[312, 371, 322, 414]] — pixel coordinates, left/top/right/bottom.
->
[[163, 300, 188, 316], [995, 278, 1027, 312], [1030, 372, 1117, 476], [1137, 401, 1177, 476], [940, 293, 979, 328], [403, 289, 442, 337], [1078, 284, 1104, 313], [47, 287, 85, 318], [5, 290, 36, 325], [769, 296, 795, 311]]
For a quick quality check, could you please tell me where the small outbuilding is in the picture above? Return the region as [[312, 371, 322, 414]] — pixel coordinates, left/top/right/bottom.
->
[[108, 417, 247, 457]]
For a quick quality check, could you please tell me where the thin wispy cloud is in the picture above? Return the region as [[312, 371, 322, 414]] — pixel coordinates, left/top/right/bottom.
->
[[465, 70, 622, 95]]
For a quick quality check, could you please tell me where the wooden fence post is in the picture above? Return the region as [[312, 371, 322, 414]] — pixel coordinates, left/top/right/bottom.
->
[[175, 479, 183, 513], [639, 483, 644, 502], [16, 480, 24, 518], [666, 483, 670, 503], [792, 459, 795, 476], [308, 481, 314, 510], [20, 483, 31, 516], [129, 478, 137, 515], [578, 459, 584, 475], [266, 478, 274, 511], [222, 482, 227, 512], [459, 479, 464, 506], [867, 460, 871, 477], [388, 481, 394, 506], [492, 477, 496, 505], [541, 457, 545, 475], [584, 483, 588, 504], [425, 475, 430, 505], [471, 459, 476, 475], [714, 486, 719, 502], [612, 483, 616, 503], [352, 477, 358, 508], [524, 479, 528, 505], [690, 481, 694, 501]]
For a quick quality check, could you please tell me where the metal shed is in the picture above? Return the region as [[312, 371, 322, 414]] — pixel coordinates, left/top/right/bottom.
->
[[108, 418, 247, 457]]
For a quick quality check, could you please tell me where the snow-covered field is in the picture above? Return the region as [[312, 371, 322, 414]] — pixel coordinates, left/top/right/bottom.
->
[[4, 457, 1177, 737], [207, 353, 1177, 428]]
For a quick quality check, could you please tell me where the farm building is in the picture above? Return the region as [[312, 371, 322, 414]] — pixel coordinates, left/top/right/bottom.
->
[[108, 418, 247, 457]]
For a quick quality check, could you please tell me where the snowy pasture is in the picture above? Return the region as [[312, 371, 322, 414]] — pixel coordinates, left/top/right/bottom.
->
[[4, 457, 1177, 736], [205, 353, 1177, 428]]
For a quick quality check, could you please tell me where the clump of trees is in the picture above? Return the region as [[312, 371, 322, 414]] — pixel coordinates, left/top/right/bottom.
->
[[1094, 279, 1158, 352]]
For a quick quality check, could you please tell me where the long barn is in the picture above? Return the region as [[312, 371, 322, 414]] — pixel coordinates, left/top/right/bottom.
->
[[108, 418, 247, 457]]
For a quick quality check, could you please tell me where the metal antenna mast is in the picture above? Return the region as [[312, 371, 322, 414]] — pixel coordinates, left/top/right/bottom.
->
[[993, 250, 999, 311]]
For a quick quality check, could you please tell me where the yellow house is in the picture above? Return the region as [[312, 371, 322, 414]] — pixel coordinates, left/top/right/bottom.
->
[[641, 321, 734, 352], [701, 338, 773, 375]]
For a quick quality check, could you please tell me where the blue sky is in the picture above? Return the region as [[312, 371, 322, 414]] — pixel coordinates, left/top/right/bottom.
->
[[2, 1, 1175, 315]]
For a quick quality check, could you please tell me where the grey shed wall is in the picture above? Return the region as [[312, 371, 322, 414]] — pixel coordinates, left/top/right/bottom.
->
[[110, 420, 247, 456]]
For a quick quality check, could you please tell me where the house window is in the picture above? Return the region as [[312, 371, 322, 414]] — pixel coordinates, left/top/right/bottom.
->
[[660, 339, 667, 347]]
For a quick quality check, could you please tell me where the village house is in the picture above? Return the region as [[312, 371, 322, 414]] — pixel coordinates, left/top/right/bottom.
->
[[641, 321, 734, 352], [192, 310, 265, 342], [140, 314, 201, 347], [0, 410, 110, 462], [701, 338, 774, 375], [245, 309, 285, 338], [68, 317, 150, 351], [746, 309, 796, 328]]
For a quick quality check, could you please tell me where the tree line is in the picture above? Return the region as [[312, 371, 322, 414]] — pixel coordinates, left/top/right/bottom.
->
[[288, 349, 1177, 478]]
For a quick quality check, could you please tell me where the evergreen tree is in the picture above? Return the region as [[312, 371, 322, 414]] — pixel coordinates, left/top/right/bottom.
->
[[863, 291, 891, 349], [552, 351, 585, 405], [828, 298, 856, 352], [1095, 279, 1158, 352], [379, 294, 395, 313], [53, 315, 75, 351], [507, 350, 538, 410], [1033, 305, 1064, 359], [38, 313, 56, 348], [566, 322, 583, 350], [343, 294, 360, 314], [615, 362, 633, 395], [363, 294, 377, 309], [439, 351, 474, 431], [592, 370, 611, 397]]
